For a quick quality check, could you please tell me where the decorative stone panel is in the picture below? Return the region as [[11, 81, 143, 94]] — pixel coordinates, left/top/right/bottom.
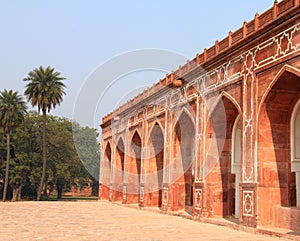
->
[[243, 190, 254, 217], [194, 189, 202, 210]]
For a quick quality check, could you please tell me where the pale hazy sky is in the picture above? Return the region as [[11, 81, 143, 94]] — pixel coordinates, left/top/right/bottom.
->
[[0, 1, 274, 130]]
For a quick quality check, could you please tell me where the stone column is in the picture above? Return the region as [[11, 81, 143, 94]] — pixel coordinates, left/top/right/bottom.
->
[[241, 52, 258, 227], [110, 133, 116, 202], [122, 130, 130, 204], [193, 95, 203, 216], [98, 138, 104, 200], [139, 119, 147, 207], [162, 109, 171, 211], [199, 100, 209, 217]]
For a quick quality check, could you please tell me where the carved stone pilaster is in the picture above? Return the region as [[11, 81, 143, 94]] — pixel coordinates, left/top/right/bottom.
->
[[241, 183, 257, 228], [162, 184, 169, 211], [139, 184, 145, 207]]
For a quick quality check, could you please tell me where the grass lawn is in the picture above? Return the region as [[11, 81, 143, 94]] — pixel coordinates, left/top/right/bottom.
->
[[42, 194, 98, 201]]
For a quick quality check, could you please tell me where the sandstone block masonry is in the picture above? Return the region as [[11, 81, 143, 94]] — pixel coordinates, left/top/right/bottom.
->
[[100, 0, 300, 231]]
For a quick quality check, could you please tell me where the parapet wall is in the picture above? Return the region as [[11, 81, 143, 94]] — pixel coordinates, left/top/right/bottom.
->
[[102, 0, 300, 125]]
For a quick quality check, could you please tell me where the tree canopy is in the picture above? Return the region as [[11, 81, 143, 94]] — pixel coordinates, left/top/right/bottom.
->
[[24, 65, 66, 201], [0, 89, 27, 201], [0, 111, 100, 201]]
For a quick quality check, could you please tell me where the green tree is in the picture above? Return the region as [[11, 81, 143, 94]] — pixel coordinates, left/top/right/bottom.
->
[[8, 111, 42, 201], [47, 117, 100, 198], [73, 123, 100, 180], [0, 112, 99, 201], [0, 90, 27, 201], [24, 66, 66, 201], [47, 116, 75, 199]]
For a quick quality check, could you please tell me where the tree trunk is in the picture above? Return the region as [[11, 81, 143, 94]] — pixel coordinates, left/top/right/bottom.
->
[[37, 110, 47, 201], [92, 180, 99, 196], [57, 185, 62, 200], [17, 186, 22, 201], [56, 178, 63, 199], [12, 185, 22, 202], [2, 133, 10, 202]]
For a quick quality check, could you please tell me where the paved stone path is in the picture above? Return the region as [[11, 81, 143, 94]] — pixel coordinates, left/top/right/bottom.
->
[[0, 201, 294, 241]]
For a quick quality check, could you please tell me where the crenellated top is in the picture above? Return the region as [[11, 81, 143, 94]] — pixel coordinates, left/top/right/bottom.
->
[[102, 0, 300, 125]]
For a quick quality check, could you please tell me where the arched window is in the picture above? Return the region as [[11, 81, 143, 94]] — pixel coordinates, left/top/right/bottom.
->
[[291, 100, 300, 206], [231, 116, 242, 218]]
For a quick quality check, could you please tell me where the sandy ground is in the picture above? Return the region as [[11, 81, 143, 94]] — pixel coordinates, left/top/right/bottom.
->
[[0, 201, 292, 241]]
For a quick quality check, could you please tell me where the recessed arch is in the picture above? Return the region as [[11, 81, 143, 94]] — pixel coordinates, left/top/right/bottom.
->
[[127, 130, 142, 204], [148, 120, 164, 142], [129, 128, 143, 147], [171, 110, 196, 212], [116, 136, 125, 151], [222, 92, 242, 116], [102, 141, 112, 200], [290, 99, 300, 206], [206, 91, 242, 124], [104, 141, 112, 154], [257, 66, 300, 225], [147, 122, 165, 207], [258, 65, 300, 116], [112, 137, 125, 201], [104, 142, 112, 174], [232, 116, 242, 169], [173, 107, 196, 131], [149, 122, 165, 152], [205, 94, 240, 217], [231, 115, 242, 218]]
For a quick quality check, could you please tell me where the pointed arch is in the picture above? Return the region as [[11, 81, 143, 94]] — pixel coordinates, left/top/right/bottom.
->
[[101, 141, 112, 200], [222, 92, 242, 116], [231, 116, 242, 170], [171, 109, 196, 212], [206, 91, 242, 123], [104, 142, 112, 164], [104, 141, 112, 154], [257, 65, 300, 220], [147, 121, 165, 207], [130, 129, 143, 147], [173, 107, 196, 130], [231, 115, 242, 218], [116, 136, 124, 147], [112, 137, 125, 201], [205, 93, 240, 217], [258, 65, 300, 116], [149, 120, 164, 141], [127, 130, 142, 204], [116, 137, 125, 174], [131, 130, 142, 151]]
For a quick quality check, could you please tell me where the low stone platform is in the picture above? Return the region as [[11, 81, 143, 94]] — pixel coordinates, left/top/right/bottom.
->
[[0, 201, 298, 240]]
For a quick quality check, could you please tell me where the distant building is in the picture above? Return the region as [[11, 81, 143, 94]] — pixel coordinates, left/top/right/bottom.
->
[[100, 0, 300, 231]]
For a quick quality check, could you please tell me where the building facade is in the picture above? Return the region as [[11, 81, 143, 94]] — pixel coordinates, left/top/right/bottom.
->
[[100, 0, 300, 231]]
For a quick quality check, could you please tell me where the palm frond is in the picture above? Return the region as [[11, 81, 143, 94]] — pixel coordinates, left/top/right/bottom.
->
[[24, 66, 66, 113], [0, 89, 27, 133]]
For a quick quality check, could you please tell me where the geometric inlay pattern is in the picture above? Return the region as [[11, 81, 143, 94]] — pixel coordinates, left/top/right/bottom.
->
[[162, 187, 168, 206], [243, 190, 254, 217], [140, 185, 145, 203], [194, 189, 202, 210]]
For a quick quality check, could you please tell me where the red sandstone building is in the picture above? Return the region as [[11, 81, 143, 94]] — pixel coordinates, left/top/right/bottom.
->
[[100, 0, 300, 231]]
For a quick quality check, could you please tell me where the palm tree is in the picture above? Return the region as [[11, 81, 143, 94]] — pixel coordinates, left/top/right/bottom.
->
[[0, 90, 27, 201], [24, 66, 66, 201]]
